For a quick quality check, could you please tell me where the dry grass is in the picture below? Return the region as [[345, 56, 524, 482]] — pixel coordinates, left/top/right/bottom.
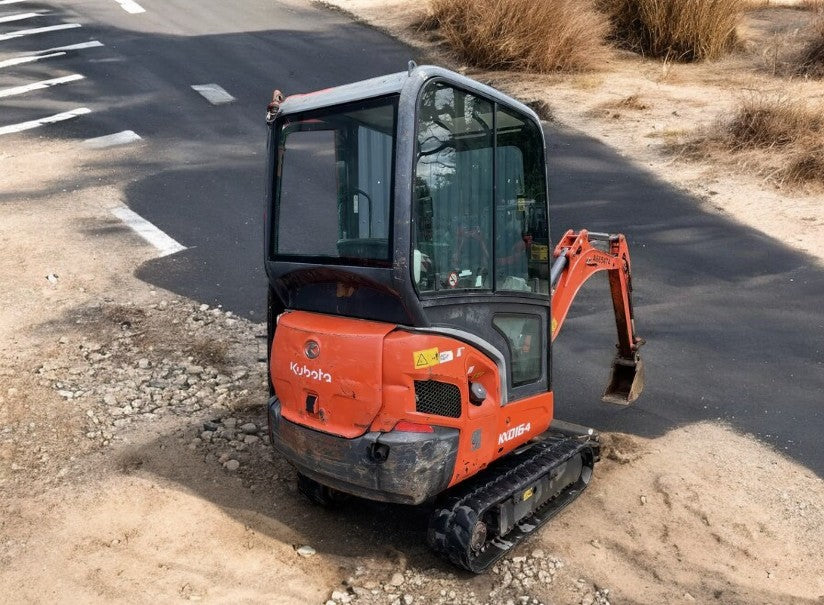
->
[[796, 16, 824, 76], [602, 94, 650, 110], [742, 0, 822, 6], [600, 0, 745, 61], [523, 99, 555, 121], [188, 338, 230, 367], [724, 95, 823, 149], [674, 95, 824, 188], [102, 304, 146, 331], [426, 0, 611, 72], [589, 94, 650, 119], [783, 145, 824, 183]]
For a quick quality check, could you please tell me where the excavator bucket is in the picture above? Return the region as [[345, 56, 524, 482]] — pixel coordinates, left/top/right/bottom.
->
[[602, 355, 645, 405]]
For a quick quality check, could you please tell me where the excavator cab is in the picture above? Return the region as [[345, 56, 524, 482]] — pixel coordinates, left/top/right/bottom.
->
[[267, 67, 564, 400], [264, 65, 644, 572]]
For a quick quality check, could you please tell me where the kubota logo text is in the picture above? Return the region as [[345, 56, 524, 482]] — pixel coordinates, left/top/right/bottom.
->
[[498, 422, 531, 445], [290, 362, 332, 383]]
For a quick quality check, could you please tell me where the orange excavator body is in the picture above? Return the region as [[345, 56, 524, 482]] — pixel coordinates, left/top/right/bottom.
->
[[271, 310, 555, 492], [263, 65, 644, 571]]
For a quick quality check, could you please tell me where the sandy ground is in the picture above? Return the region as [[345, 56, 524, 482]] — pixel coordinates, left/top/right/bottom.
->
[[2, 5, 824, 604], [551, 426, 824, 604], [317, 0, 824, 266], [2, 416, 822, 604]]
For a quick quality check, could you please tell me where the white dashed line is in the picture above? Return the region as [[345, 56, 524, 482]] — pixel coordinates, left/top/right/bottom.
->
[[0, 11, 44, 23], [0, 74, 84, 99], [0, 0, 29, 4], [114, 0, 145, 14], [0, 50, 64, 69], [111, 206, 186, 258], [191, 83, 235, 105], [0, 41, 103, 69], [0, 23, 80, 41], [84, 130, 141, 148], [0, 107, 90, 136], [40, 40, 104, 53]]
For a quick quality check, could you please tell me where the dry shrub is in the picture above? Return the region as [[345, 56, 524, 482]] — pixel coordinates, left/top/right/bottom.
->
[[723, 95, 823, 150], [427, 0, 611, 72], [796, 16, 824, 77], [674, 95, 824, 188], [782, 145, 824, 185], [600, 0, 744, 61]]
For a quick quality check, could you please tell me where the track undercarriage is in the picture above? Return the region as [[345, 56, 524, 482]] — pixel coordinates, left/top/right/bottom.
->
[[427, 432, 599, 573]]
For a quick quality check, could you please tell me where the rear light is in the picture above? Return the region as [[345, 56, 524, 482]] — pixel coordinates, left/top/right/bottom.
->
[[393, 421, 434, 433]]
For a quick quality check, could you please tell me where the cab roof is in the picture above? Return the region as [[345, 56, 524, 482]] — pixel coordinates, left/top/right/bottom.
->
[[276, 64, 540, 125]]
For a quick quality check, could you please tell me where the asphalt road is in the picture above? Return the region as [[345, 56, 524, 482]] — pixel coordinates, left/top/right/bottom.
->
[[2, 0, 822, 475]]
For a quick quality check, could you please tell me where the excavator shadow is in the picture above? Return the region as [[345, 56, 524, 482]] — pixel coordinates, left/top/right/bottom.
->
[[121, 408, 471, 576]]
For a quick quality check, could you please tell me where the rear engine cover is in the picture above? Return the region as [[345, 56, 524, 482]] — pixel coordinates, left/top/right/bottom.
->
[[271, 311, 395, 438]]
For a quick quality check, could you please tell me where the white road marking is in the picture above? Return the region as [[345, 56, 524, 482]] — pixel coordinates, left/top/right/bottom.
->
[[0, 41, 103, 69], [0, 0, 29, 4], [113, 0, 145, 14], [0, 50, 64, 69], [84, 130, 141, 148], [0, 107, 90, 136], [0, 11, 44, 23], [191, 83, 235, 105], [0, 23, 80, 41], [111, 206, 186, 257], [39, 40, 104, 53], [0, 74, 84, 99]]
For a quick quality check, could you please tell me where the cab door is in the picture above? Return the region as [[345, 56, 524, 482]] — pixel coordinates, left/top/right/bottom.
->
[[411, 79, 552, 402]]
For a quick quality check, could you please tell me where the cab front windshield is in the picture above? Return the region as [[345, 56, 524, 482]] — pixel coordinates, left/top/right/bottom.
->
[[273, 96, 397, 263], [413, 82, 549, 293]]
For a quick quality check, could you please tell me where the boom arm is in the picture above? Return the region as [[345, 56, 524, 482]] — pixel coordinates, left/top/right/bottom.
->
[[549, 229, 645, 405]]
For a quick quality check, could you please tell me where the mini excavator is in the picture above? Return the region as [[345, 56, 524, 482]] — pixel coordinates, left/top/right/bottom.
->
[[264, 65, 644, 572]]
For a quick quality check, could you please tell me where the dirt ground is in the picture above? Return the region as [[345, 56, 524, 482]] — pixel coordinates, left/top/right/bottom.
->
[[2, 4, 824, 604]]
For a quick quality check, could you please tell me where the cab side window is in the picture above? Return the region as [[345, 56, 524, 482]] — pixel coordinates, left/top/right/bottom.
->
[[495, 107, 549, 293], [493, 314, 542, 385]]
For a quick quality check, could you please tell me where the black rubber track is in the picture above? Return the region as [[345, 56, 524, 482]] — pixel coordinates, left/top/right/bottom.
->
[[427, 437, 596, 573]]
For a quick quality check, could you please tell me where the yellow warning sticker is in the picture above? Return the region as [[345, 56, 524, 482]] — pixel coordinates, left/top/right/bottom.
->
[[531, 244, 549, 261], [522, 487, 534, 501], [551, 316, 558, 335], [413, 347, 440, 369]]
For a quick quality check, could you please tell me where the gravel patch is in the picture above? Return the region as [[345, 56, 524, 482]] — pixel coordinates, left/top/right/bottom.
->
[[322, 549, 612, 605]]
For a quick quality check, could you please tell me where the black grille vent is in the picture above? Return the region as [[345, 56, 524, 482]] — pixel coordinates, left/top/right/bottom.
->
[[414, 380, 462, 418]]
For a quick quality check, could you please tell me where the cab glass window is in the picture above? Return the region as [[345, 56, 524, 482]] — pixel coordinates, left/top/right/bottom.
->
[[413, 82, 548, 293], [274, 96, 397, 263], [413, 83, 494, 291]]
